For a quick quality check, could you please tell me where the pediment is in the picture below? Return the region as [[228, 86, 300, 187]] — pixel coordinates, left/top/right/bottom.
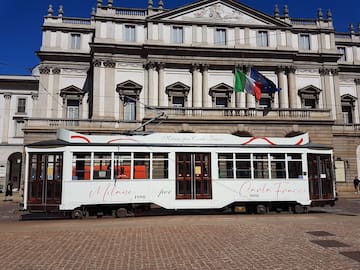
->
[[298, 85, 322, 95], [149, 0, 289, 27], [210, 82, 233, 92], [60, 85, 85, 97], [116, 80, 142, 91]]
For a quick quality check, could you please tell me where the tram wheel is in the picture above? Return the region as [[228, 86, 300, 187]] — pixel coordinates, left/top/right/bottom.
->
[[256, 204, 267, 214], [115, 208, 128, 218], [294, 204, 305, 214], [71, 209, 84, 219]]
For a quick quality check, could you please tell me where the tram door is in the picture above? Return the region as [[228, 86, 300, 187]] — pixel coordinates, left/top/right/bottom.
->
[[176, 153, 212, 199], [28, 153, 63, 210], [308, 154, 334, 200]]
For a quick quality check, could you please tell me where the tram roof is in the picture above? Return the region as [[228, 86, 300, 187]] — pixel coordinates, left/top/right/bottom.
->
[[24, 129, 331, 150]]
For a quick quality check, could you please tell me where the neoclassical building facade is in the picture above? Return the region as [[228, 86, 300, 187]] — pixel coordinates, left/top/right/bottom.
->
[[1, 0, 360, 192]]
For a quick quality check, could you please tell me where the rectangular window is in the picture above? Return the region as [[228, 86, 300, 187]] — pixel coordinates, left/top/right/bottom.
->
[[17, 98, 26, 113], [72, 153, 91, 180], [114, 152, 131, 179], [259, 97, 271, 108], [299, 34, 310, 50], [124, 96, 136, 121], [15, 120, 24, 137], [216, 97, 228, 108], [235, 153, 251, 178], [270, 154, 286, 179], [287, 153, 303, 179], [304, 98, 316, 109], [342, 106, 353, 124], [133, 152, 150, 179], [172, 26, 184, 44], [215, 29, 226, 45], [93, 153, 111, 180], [172, 96, 185, 107], [337, 47, 346, 61], [124, 25, 136, 42], [218, 153, 234, 179], [152, 153, 169, 179], [70, 33, 81, 49], [257, 31, 268, 47]]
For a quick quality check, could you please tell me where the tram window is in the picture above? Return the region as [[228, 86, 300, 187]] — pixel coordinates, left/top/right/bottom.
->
[[134, 152, 150, 179], [235, 153, 251, 178], [270, 154, 286, 179], [253, 153, 269, 179], [93, 153, 111, 180], [287, 153, 303, 179], [218, 153, 234, 178], [114, 152, 131, 179], [72, 153, 91, 180], [152, 153, 169, 179]]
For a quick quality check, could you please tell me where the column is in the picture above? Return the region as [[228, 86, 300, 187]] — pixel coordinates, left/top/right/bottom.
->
[[157, 63, 166, 106], [51, 67, 61, 118], [355, 79, 360, 124], [244, 28, 250, 47], [147, 62, 156, 106], [103, 60, 116, 119], [331, 69, 343, 123], [92, 59, 103, 119], [191, 64, 202, 107], [201, 64, 209, 107], [234, 27, 240, 47], [276, 67, 289, 108], [37, 66, 51, 118], [2, 94, 11, 143], [320, 68, 333, 118], [286, 66, 297, 108], [201, 25, 207, 44]]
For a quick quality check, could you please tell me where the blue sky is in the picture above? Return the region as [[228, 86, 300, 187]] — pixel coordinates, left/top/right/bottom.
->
[[0, 0, 358, 75]]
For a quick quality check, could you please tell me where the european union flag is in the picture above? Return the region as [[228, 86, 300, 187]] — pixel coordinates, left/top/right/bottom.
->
[[249, 68, 281, 93]]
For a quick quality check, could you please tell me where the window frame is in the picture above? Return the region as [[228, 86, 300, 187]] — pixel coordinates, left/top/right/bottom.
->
[[124, 24, 136, 42], [172, 26, 184, 44], [17, 98, 26, 113], [70, 33, 81, 49], [299, 34, 310, 50], [257, 31, 269, 47], [215, 28, 227, 46]]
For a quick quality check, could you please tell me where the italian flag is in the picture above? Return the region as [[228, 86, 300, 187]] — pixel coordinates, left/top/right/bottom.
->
[[234, 69, 262, 101]]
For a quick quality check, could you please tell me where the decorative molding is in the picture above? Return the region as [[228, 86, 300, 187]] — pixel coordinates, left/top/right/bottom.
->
[[39, 66, 51, 74], [93, 59, 102, 67], [354, 78, 360, 85], [52, 67, 61, 74], [3, 93, 12, 100], [156, 62, 166, 71], [103, 60, 116, 68], [31, 92, 39, 100]]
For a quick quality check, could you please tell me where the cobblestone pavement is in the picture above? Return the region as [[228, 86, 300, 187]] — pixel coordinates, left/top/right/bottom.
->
[[0, 197, 360, 270]]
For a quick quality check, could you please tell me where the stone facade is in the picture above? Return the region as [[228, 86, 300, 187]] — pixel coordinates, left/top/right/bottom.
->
[[1, 0, 360, 192]]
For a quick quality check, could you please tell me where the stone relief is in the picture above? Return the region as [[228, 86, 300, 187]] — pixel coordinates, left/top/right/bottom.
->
[[175, 4, 266, 25]]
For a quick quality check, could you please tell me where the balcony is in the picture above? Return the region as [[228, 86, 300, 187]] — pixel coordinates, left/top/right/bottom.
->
[[145, 107, 332, 122], [24, 118, 141, 132]]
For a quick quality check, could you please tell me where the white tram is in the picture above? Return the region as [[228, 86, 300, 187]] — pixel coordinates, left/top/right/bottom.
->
[[24, 129, 336, 218]]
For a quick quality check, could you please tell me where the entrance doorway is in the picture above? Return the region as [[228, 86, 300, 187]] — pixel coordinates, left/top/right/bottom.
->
[[175, 153, 212, 199], [7, 152, 22, 191]]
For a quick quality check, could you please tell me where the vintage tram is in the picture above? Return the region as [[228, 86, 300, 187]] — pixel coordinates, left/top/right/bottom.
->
[[23, 129, 336, 218]]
